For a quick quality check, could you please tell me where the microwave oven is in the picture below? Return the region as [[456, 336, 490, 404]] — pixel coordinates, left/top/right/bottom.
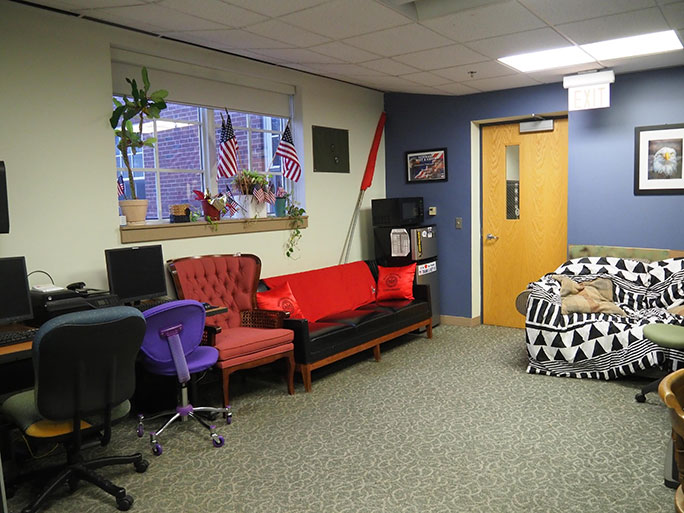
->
[[371, 197, 424, 227]]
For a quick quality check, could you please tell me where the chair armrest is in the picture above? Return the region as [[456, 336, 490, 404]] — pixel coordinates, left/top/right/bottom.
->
[[202, 323, 222, 346], [240, 309, 286, 329]]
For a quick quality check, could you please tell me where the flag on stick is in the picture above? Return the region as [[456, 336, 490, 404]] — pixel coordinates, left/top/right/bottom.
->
[[275, 122, 301, 182], [264, 187, 276, 205], [117, 175, 125, 197], [218, 112, 239, 179], [253, 187, 265, 204]]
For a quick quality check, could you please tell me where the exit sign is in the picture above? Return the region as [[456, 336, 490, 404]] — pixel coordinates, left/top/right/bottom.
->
[[568, 84, 611, 111]]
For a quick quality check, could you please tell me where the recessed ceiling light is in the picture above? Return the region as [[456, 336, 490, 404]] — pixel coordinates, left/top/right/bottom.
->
[[581, 30, 683, 61], [498, 46, 596, 72]]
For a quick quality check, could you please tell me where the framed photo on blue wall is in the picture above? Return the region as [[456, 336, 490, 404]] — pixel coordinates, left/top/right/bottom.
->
[[634, 123, 684, 195], [406, 148, 447, 183]]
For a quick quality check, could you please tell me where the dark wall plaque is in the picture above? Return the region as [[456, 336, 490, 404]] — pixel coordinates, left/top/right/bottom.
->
[[312, 125, 350, 173]]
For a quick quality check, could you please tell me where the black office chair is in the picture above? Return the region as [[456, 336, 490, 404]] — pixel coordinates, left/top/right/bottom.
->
[[1, 306, 148, 512]]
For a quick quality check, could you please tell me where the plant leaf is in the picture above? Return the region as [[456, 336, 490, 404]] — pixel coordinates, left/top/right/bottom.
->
[[141, 67, 150, 91], [110, 105, 125, 128], [150, 89, 168, 100]]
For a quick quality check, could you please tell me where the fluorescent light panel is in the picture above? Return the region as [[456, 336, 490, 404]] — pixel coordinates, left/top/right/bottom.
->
[[581, 30, 683, 60], [499, 46, 595, 72], [498, 30, 683, 73]]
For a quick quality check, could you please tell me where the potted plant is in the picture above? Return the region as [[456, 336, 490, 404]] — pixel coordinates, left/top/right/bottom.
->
[[275, 187, 289, 217], [231, 170, 272, 218], [110, 67, 168, 224], [284, 201, 306, 258]]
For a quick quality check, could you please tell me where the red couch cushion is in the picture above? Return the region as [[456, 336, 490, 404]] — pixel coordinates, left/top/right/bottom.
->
[[256, 281, 304, 319], [263, 261, 377, 322], [377, 263, 416, 301]]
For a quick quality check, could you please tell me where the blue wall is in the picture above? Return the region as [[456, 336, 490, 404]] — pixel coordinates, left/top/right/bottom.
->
[[384, 65, 684, 319]]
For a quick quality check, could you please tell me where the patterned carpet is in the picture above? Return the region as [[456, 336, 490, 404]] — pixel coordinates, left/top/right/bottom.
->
[[5, 325, 677, 513]]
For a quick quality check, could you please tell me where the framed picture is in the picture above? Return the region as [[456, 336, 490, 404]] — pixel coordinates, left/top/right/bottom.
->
[[406, 148, 447, 183], [634, 123, 684, 195]]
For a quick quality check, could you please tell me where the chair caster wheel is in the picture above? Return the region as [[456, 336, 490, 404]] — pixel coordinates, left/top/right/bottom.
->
[[212, 435, 225, 448], [226, 412, 232, 425], [134, 458, 149, 473], [635, 393, 646, 403], [117, 494, 134, 511], [136, 423, 144, 437], [152, 443, 163, 456]]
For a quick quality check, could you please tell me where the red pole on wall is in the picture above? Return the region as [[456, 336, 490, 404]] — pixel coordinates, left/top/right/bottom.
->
[[340, 112, 387, 264]]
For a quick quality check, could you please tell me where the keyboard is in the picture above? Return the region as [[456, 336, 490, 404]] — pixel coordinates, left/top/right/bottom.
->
[[0, 328, 39, 346], [134, 298, 174, 312]]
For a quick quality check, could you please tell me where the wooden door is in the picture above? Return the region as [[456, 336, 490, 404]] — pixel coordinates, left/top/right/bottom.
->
[[482, 119, 568, 328]]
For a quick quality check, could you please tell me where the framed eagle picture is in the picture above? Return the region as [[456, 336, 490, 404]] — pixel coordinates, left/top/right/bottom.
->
[[634, 123, 684, 195]]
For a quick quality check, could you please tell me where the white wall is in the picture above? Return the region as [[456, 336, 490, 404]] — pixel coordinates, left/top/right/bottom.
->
[[0, 2, 385, 291]]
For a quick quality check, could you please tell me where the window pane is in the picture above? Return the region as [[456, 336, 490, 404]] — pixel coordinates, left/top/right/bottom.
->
[[159, 172, 204, 219], [505, 145, 520, 220], [157, 123, 201, 169]]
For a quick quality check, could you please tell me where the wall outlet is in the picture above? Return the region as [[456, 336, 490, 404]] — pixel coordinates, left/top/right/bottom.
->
[[428, 206, 437, 216], [455, 217, 462, 229]]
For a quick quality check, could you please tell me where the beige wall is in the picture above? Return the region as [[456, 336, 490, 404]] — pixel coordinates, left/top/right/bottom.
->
[[0, 2, 385, 292]]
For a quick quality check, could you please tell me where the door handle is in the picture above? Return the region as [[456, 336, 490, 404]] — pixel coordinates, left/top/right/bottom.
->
[[486, 233, 499, 241]]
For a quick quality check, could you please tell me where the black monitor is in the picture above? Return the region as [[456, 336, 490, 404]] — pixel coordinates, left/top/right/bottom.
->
[[105, 245, 168, 304], [0, 256, 33, 325]]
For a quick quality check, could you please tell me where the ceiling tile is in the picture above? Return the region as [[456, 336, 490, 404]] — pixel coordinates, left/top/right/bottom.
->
[[662, 2, 684, 29], [282, 0, 412, 39], [526, 62, 607, 83], [224, 0, 328, 17], [393, 44, 488, 70], [81, 4, 227, 31], [519, 0, 657, 25], [465, 74, 542, 91], [309, 42, 381, 62], [400, 71, 452, 86], [359, 58, 420, 75], [601, 48, 684, 72], [164, 29, 292, 49], [556, 7, 670, 44], [245, 19, 331, 47], [159, 0, 267, 28], [251, 48, 343, 64], [421, 1, 546, 43], [433, 82, 483, 95], [465, 28, 574, 59], [30, 0, 147, 9], [307, 63, 389, 76], [433, 61, 517, 81], [343, 24, 454, 57]]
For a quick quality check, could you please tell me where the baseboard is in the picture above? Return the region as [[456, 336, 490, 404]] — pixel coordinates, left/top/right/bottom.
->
[[440, 315, 481, 327]]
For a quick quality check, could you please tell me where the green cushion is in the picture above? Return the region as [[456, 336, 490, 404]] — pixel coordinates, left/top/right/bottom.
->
[[1, 390, 130, 439], [643, 324, 684, 349]]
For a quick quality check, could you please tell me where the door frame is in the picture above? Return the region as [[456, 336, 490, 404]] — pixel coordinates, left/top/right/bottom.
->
[[469, 111, 567, 321]]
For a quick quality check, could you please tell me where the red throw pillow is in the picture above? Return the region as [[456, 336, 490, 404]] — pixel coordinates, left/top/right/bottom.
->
[[376, 264, 416, 301], [256, 281, 304, 318]]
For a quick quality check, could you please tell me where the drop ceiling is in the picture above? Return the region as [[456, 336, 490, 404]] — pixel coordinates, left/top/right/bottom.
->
[[22, 0, 684, 95]]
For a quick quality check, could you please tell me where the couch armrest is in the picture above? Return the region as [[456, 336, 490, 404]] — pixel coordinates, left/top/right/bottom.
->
[[283, 317, 310, 362], [202, 323, 222, 346], [241, 309, 286, 329]]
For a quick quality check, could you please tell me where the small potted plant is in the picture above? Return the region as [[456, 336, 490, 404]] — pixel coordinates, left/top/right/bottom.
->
[[275, 187, 289, 217], [284, 200, 306, 258], [231, 170, 272, 218], [110, 67, 168, 224]]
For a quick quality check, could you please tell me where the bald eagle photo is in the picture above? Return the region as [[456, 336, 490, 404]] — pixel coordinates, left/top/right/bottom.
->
[[648, 139, 682, 179]]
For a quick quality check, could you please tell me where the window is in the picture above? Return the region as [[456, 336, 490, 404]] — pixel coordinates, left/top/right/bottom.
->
[[115, 100, 292, 220]]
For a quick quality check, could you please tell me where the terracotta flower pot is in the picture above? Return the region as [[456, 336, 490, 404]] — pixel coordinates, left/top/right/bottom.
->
[[119, 199, 149, 225]]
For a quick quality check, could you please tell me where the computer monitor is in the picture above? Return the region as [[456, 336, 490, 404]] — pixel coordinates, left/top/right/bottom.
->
[[104, 245, 168, 304], [0, 256, 33, 325]]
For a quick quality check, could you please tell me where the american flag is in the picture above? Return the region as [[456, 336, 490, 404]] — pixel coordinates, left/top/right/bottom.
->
[[117, 175, 125, 197], [253, 187, 265, 203], [264, 187, 276, 204], [275, 122, 301, 182], [217, 113, 239, 179]]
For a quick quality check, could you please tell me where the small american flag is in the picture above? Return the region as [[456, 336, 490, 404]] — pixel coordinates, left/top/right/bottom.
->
[[217, 112, 239, 179], [264, 187, 276, 205], [275, 122, 301, 182], [117, 175, 125, 197], [253, 187, 265, 203]]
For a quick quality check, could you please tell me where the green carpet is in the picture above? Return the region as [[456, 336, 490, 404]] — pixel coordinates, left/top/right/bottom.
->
[[5, 325, 677, 512]]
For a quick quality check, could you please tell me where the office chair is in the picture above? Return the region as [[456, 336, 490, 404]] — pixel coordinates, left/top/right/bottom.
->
[[136, 300, 231, 456], [0, 307, 148, 513], [635, 324, 684, 403], [168, 254, 295, 407]]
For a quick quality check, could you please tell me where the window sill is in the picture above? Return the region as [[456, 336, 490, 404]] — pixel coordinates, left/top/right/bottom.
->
[[119, 216, 308, 244]]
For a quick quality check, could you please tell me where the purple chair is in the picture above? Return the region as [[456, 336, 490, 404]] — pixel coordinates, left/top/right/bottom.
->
[[136, 300, 231, 456]]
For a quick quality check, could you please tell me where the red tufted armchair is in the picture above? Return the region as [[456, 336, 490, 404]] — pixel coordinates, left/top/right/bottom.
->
[[167, 254, 295, 407]]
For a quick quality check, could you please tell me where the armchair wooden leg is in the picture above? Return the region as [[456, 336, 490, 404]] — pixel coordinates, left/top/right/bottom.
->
[[285, 352, 295, 395]]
